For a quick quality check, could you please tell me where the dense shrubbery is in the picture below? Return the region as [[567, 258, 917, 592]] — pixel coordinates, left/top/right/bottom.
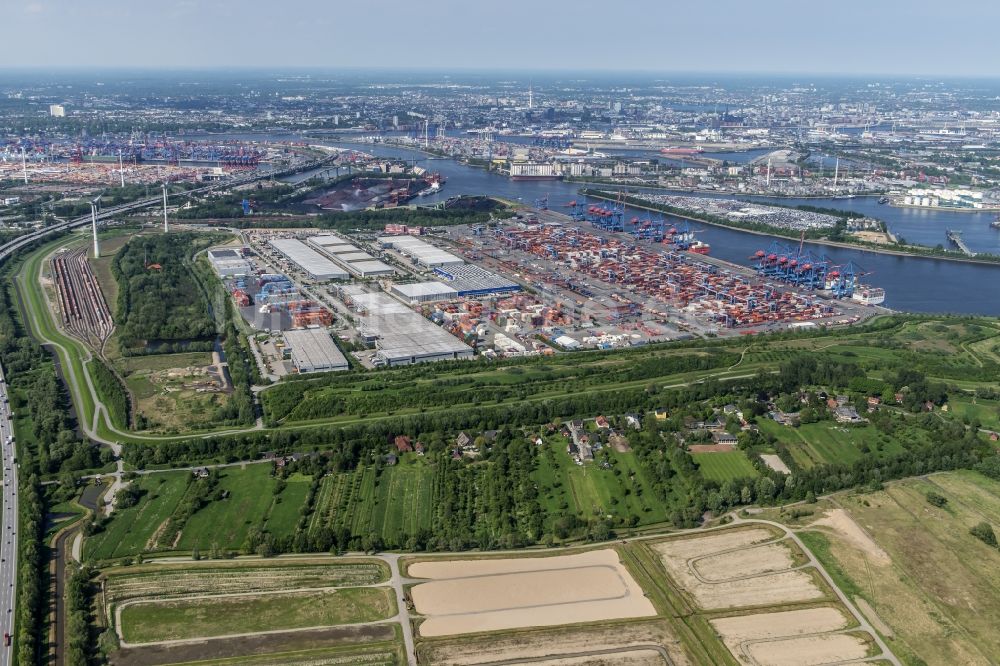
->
[[89, 357, 130, 429], [112, 233, 216, 351]]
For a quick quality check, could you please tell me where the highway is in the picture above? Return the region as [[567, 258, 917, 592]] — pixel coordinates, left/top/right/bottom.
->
[[0, 364, 17, 662], [0, 154, 334, 662]]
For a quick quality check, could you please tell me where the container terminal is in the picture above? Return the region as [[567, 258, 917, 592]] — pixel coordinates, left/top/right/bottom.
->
[[204, 197, 883, 378]]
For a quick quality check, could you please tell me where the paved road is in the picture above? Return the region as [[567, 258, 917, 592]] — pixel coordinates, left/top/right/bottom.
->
[[0, 365, 19, 662]]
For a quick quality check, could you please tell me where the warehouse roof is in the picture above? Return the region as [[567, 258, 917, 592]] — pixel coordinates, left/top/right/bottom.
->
[[378, 236, 464, 267], [283, 328, 349, 373], [270, 238, 349, 279], [336, 251, 375, 262], [342, 286, 471, 363], [392, 281, 458, 300], [351, 260, 395, 275]]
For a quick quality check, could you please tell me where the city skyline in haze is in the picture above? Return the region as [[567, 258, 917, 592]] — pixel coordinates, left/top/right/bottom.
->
[[3, 0, 999, 77]]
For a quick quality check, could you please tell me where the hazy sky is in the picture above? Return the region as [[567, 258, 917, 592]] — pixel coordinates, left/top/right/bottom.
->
[[3, 0, 998, 76]]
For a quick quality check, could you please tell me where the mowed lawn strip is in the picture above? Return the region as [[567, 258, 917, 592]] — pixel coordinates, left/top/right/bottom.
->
[[120, 587, 396, 644], [692, 450, 759, 482]]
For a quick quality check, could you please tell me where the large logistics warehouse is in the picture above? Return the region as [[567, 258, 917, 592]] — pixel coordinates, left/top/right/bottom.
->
[[207, 248, 252, 277], [434, 264, 522, 297], [342, 285, 472, 366], [378, 236, 464, 268], [391, 281, 459, 303], [269, 238, 349, 280], [282, 328, 350, 373], [308, 235, 395, 277]]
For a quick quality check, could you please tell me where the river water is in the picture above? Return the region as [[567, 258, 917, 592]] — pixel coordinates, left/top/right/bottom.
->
[[182, 131, 1000, 316]]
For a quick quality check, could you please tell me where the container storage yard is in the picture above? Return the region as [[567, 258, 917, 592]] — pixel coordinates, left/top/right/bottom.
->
[[488, 223, 840, 329]]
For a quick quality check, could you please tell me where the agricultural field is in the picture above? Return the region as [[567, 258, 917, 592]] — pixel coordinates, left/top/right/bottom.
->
[[101, 558, 398, 663], [797, 471, 1000, 665], [637, 524, 884, 665], [407, 549, 656, 637], [307, 461, 436, 543], [691, 450, 758, 482], [104, 559, 388, 604], [120, 587, 395, 644]]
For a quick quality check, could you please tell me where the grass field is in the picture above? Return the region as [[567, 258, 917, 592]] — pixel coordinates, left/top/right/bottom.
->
[[148, 643, 404, 666], [104, 559, 389, 604], [798, 471, 1000, 664], [86, 472, 191, 560], [308, 461, 436, 543], [533, 436, 672, 527], [692, 450, 759, 482], [947, 395, 1000, 431], [177, 464, 283, 552], [120, 587, 396, 644], [264, 473, 312, 539]]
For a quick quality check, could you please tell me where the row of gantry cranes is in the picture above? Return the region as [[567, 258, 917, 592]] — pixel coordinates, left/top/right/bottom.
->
[[528, 194, 868, 299]]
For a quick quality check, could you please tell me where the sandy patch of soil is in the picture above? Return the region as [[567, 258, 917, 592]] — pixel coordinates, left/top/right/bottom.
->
[[692, 542, 795, 581], [410, 549, 655, 637], [808, 509, 890, 565], [654, 530, 822, 610], [712, 607, 855, 666], [415, 620, 692, 666], [526, 649, 667, 665], [745, 634, 870, 666], [651, 527, 775, 561], [759, 454, 790, 475]]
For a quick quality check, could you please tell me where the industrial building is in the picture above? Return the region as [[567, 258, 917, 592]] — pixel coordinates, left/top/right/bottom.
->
[[391, 281, 459, 303], [378, 236, 464, 268], [307, 235, 395, 277], [207, 248, 252, 277], [269, 238, 349, 280], [433, 264, 521, 297], [342, 285, 472, 366], [282, 328, 350, 373]]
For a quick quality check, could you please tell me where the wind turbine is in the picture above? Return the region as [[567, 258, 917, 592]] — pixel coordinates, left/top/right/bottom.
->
[[162, 183, 169, 232], [90, 195, 102, 259]]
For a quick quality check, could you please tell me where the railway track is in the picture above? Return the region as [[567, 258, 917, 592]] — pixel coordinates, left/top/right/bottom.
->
[[51, 247, 114, 347]]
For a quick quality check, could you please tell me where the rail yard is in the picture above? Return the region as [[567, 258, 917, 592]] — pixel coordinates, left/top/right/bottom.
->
[[50, 246, 114, 348]]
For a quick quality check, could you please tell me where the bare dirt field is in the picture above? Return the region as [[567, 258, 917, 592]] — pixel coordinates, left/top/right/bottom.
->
[[414, 619, 692, 666], [711, 606, 866, 666], [523, 649, 668, 665], [745, 634, 871, 665], [691, 542, 796, 581], [653, 530, 823, 610], [409, 549, 656, 637], [109, 625, 395, 666], [807, 508, 890, 565], [759, 454, 791, 475]]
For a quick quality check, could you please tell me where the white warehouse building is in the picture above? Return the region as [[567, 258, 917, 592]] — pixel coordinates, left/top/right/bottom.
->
[[269, 238, 349, 280], [207, 248, 252, 277], [282, 328, 350, 373]]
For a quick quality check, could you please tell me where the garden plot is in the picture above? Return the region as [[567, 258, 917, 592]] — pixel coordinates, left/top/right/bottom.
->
[[653, 529, 824, 609], [409, 549, 655, 637], [104, 560, 388, 604], [710, 606, 871, 666]]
